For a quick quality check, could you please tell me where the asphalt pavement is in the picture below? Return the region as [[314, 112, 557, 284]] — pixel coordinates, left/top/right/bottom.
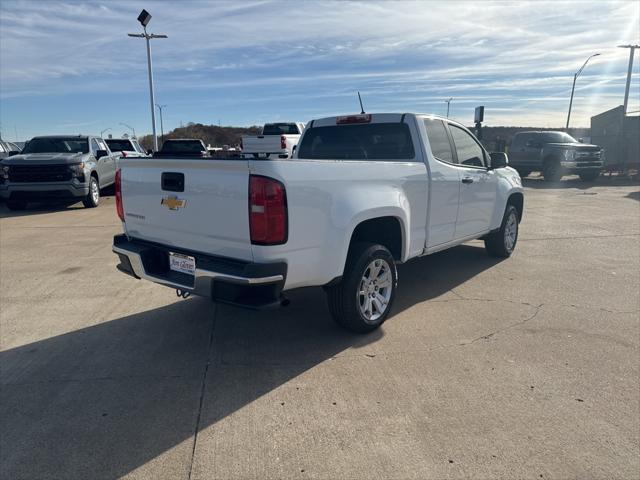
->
[[1, 176, 639, 479]]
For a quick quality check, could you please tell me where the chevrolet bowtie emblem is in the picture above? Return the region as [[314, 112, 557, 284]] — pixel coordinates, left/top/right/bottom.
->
[[161, 196, 186, 210]]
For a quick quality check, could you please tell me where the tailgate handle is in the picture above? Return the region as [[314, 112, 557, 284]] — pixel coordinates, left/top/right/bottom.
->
[[161, 172, 184, 192]]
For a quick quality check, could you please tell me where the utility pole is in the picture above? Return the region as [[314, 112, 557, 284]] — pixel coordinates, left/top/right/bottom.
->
[[155, 104, 166, 145], [128, 10, 167, 151], [618, 45, 639, 115], [566, 53, 600, 129], [445, 98, 453, 117]]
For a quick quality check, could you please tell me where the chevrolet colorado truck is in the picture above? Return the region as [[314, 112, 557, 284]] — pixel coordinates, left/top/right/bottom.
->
[[1, 135, 116, 210], [241, 122, 305, 159], [113, 113, 523, 332], [508, 131, 603, 182]]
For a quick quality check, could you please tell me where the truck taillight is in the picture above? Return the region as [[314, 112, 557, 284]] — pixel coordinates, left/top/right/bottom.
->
[[115, 169, 124, 221], [249, 175, 287, 245], [280, 135, 287, 150], [121, 151, 128, 158]]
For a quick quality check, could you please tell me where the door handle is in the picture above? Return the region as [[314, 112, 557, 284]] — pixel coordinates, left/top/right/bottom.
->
[[461, 177, 474, 184]]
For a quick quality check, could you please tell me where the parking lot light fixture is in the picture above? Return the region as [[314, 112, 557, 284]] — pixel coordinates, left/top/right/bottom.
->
[[128, 10, 167, 152], [100, 128, 111, 138], [119, 122, 136, 139], [566, 53, 600, 129]]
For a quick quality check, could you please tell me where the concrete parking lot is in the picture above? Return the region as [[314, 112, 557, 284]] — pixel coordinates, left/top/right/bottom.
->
[[1, 176, 639, 479]]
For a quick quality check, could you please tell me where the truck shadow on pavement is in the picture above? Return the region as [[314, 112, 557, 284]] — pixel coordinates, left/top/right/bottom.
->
[[521, 175, 640, 190], [0, 245, 499, 479]]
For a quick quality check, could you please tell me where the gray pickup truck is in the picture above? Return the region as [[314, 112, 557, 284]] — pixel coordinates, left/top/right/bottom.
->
[[508, 131, 603, 182], [0, 135, 117, 210]]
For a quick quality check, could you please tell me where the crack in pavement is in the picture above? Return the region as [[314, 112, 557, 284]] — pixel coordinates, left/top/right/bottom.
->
[[187, 302, 217, 480], [461, 303, 544, 346]]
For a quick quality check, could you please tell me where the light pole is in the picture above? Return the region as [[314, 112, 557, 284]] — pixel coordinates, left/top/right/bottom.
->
[[100, 127, 111, 138], [618, 45, 639, 115], [566, 53, 600, 129], [120, 122, 136, 138], [155, 104, 166, 145], [128, 10, 167, 152], [445, 97, 453, 117]]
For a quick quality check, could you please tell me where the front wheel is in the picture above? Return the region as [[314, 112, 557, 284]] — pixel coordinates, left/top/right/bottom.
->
[[543, 159, 562, 182], [82, 176, 100, 208], [484, 205, 519, 257], [326, 243, 397, 333]]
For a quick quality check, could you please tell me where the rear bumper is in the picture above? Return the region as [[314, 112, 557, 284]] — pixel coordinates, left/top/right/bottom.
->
[[112, 234, 287, 309]]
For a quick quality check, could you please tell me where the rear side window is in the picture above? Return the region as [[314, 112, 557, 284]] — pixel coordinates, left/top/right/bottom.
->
[[263, 123, 300, 135], [297, 123, 415, 160], [424, 119, 454, 163], [449, 125, 486, 167]]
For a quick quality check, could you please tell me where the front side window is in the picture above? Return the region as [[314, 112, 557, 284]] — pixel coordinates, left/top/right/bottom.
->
[[424, 119, 454, 163], [297, 123, 415, 160], [449, 125, 485, 167]]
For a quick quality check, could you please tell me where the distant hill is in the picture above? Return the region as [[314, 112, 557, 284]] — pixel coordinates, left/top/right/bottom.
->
[[138, 122, 591, 152], [139, 123, 261, 150]]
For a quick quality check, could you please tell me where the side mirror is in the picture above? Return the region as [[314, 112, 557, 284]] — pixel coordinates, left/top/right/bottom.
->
[[490, 152, 508, 169], [8, 151, 20, 156], [96, 149, 108, 159]]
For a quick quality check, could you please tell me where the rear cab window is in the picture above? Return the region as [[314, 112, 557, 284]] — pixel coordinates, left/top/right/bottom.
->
[[106, 139, 134, 152], [297, 122, 415, 160], [263, 123, 300, 135]]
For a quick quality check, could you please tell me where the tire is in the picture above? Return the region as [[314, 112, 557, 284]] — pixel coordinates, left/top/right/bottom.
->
[[326, 242, 397, 333], [516, 168, 532, 178], [83, 176, 100, 208], [484, 204, 519, 258], [579, 171, 599, 182], [542, 158, 562, 182], [6, 200, 27, 210]]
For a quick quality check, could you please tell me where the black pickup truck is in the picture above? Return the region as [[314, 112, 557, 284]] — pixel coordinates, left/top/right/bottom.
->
[[153, 139, 209, 158], [509, 131, 603, 182]]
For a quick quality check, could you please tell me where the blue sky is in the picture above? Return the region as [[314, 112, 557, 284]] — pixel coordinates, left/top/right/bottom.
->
[[0, 0, 638, 141]]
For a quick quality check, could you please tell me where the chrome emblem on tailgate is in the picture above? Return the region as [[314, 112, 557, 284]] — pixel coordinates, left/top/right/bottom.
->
[[161, 195, 186, 210]]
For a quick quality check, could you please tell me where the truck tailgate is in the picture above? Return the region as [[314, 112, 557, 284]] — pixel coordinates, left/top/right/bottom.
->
[[120, 158, 253, 261], [242, 135, 281, 153]]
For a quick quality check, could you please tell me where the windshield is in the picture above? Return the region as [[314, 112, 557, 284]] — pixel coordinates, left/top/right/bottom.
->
[[161, 140, 204, 152], [539, 132, 578, 143], [263, 123, 300, 135], [297, 123, 415, 160], [22, 137, 89, 154], [105, 139, 134, 152]]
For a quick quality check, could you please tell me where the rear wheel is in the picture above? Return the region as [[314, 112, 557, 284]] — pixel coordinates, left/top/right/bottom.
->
[[484, 205, 519, 257], [6, 200, 27, 211], [579, 171, 599, 182], [83, 176, 100, 208], [326, 242, 397, 333], [543, 158, 562, 182]]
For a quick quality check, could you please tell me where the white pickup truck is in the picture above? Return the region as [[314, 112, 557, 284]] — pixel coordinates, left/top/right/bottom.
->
[[241, 122, 305, 159], [113, 113, 523, 332]]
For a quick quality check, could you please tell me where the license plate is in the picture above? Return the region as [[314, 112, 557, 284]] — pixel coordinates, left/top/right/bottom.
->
[[169, 252, 196, 275]]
